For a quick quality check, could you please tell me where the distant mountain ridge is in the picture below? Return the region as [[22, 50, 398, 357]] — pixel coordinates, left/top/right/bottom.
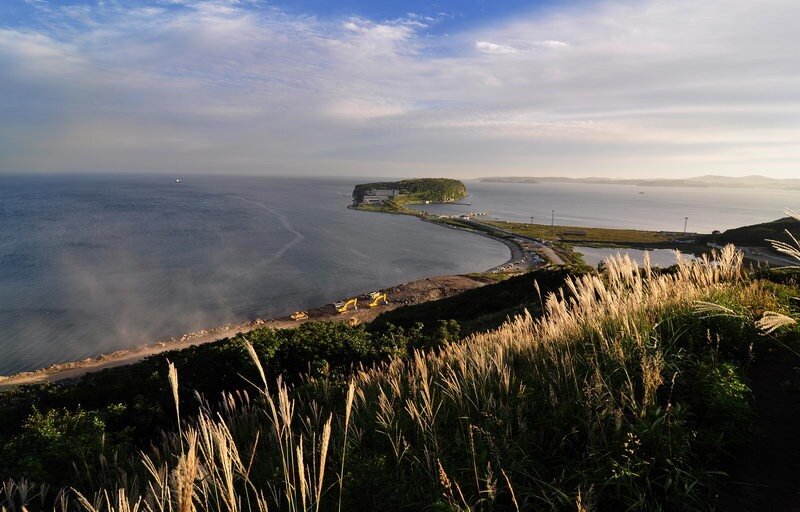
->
[[478, 175, 800, 189]]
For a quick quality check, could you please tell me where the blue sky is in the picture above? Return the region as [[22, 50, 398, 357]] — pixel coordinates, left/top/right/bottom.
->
[[1, 0, 569, 34], [1, 0, 799, 178]]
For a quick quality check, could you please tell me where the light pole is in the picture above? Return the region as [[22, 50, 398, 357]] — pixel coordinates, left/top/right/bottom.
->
[[530, 216, 534, 225], [551, 210, 555, 227], [684, 217, 688, 234]]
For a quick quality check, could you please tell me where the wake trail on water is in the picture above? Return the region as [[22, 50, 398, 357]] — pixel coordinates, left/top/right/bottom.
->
[[229, 195, 306, 265]]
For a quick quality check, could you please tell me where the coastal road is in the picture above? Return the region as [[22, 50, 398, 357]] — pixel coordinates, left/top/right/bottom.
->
[[536, 245, 566, 266], [471, 220, 566, 266], [421, 217, 539, 272], [737, 246, 798, 267]]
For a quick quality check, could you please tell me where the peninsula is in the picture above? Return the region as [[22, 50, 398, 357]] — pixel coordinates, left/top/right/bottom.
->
[[351, 178, 467, 211]]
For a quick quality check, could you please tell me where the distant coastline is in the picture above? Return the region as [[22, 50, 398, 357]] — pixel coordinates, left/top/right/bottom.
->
[[478, 174, 800, 190], [6, 174, 788, 385]]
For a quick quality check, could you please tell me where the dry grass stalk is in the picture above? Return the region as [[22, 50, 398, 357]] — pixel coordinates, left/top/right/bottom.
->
[[167, 360, 182, 445], [756, 311, 797, 334], [63, 246, 756, 512]]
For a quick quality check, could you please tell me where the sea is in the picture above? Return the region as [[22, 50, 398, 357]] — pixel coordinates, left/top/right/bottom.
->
[[413, 180, 799, 234], [0, 174, 509, 375], [1, 175, 797, 375]]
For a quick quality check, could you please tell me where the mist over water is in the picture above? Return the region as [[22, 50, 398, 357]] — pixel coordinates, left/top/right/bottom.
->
[[0, 175, 509, 375], [3, 175, 795, 375]]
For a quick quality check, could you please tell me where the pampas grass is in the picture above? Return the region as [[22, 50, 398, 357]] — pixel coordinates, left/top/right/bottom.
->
[[9, 243, 792, 511]]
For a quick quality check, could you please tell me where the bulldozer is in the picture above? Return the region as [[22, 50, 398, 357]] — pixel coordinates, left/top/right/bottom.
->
[[367, 292, 388, 308], [290, 311, 308, 321], [335, 298, 358, 314]]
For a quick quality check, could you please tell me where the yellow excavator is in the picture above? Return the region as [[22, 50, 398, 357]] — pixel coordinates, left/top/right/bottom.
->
[[290, 311, 308, 321], [335, 298, 358, 314], [367, 291, 388, 308]]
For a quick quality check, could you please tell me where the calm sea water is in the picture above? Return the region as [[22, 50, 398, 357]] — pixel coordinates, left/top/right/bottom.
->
[[0, 175, 510, 375], [411, 181, 800, 233], [3, 176, 797, 375]]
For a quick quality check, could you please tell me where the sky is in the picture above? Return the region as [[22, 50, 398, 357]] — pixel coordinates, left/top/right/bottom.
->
[[1, 0, 799, 178]]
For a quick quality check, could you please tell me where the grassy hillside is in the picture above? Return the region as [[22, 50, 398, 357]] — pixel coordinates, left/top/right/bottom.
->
[[0, 268, 574, 486], [352, 178, 467, 208], [484, 220, 684, 244], [699, 216, 798, 247], [370, 267, 580, 336], [2, 247, 799, 511]]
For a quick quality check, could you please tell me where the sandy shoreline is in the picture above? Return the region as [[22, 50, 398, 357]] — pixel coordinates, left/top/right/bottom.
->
[[0, 273, 504, 388], [0, 207, 535, 389]]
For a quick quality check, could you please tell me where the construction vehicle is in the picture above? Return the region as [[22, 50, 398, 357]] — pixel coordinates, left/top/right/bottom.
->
[[348, 317, 360, 327], [335, 298, 358, 314], [367, 292, 388, 308], [290, 311, 308, 321]]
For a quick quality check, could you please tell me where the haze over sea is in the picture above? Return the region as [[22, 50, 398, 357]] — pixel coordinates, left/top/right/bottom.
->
[[1, 174, 795, 375], [1, 174, 510, 375]]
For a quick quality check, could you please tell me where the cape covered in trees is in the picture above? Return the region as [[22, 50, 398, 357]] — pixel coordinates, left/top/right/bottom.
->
[[352, 178, 467, 205]]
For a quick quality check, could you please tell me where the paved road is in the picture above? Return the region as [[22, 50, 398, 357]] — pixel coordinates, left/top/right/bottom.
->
[[536, 244, 566, 265], [473, 221, 566, 266], [737, 246, 798, 267]]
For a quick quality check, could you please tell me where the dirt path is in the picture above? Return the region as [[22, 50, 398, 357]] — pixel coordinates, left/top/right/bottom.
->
[[0, 274, 492, 388]]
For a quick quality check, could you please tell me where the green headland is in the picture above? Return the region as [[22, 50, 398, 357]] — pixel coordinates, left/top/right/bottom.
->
[[351, 178, 467, 212]]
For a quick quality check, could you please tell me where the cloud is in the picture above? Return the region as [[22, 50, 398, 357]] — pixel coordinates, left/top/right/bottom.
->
[[538, 40, 568, 48], [1, 0, 799, 178], [475, 40, 518, 54]]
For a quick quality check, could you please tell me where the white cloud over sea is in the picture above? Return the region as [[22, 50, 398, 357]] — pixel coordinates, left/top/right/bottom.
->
[[1, 0, 799, 177]]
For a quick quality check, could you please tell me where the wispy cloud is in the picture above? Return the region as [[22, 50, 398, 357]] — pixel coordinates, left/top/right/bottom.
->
[[475, 41, 518, 55], [1, 0, 799, 177]]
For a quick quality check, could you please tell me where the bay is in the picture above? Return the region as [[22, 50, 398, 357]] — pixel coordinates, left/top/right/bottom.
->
[[0, 174, 509, 375], [410, 180, 799, 233]]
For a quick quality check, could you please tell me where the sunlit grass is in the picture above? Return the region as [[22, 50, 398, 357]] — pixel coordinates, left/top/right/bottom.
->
[[3, 245, 798, 511]]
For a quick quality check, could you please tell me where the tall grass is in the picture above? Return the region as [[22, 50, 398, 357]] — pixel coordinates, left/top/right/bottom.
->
[[758, 208, 800, 333], [3, 245, 787, 511]]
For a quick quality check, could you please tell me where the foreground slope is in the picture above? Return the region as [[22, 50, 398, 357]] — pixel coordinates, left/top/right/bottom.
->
[[2, 248, 799, 511]]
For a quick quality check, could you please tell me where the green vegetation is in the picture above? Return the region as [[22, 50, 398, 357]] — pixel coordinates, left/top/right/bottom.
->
[[371, 267, 580, 336], [0, 268, 574, 488], [0, 321, 460, 486], [3, 232, 800, 510], [699, 216, 798, 248], [352, 178, 467, 211], [485, 220, 681, 244]]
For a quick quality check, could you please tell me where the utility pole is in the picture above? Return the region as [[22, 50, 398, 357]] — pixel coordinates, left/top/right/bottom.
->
[[551, 210, 555, 227], [684, 216, 688, 234]]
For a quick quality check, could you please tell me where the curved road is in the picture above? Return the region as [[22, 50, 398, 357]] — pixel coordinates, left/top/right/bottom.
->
[[471, 220, 565, 265]]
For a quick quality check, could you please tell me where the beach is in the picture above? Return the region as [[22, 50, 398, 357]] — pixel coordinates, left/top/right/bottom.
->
[[1, 175, 512, 377], [0, 272, 504, 388]]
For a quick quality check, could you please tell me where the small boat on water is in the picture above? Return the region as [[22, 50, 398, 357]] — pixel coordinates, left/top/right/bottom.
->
[[175, 178, 182, 184]]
